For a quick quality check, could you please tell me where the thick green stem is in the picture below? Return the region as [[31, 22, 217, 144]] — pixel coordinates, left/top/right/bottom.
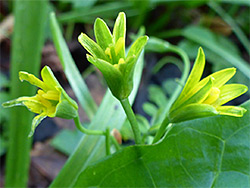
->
[[73, 115, 105, 136], [120, 98, 142, 144]]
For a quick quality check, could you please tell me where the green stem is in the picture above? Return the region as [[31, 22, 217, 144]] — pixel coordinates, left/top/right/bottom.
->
[[120, 98, 142, 144], [105, 128, 111, 155], [152, 116, 170, 144], [73, 115, 105, 136], [111, 136, 121, 151]]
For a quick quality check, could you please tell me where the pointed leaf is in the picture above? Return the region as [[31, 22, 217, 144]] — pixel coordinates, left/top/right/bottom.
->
[[94, 18, 113, 50], [78, 33, 108, 61]]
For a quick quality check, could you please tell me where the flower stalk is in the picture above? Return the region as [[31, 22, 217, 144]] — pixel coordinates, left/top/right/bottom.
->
[[120, 98, 142, 144]]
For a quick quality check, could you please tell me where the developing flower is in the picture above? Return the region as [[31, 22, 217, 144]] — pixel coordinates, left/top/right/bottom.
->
[[78, 12, 148, 100], [169, 47, 248, 123], [2, 66, 78, 137]]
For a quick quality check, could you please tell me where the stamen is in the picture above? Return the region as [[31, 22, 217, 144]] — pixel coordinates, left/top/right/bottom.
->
[[42, 90, 59, 101], [203, 87, 220, 104], [105, 47, 112, 60]]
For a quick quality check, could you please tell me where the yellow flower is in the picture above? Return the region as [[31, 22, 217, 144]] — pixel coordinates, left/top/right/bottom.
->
[[2, 66, 78, 137], [169, 47, 248, 123]]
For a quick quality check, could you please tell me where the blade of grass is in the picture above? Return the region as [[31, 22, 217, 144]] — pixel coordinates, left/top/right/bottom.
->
[[208, 2, 250, 54], [50, 13, 97, 119], [58, 2, 133, 23], [5, 1, 48, 187], [49, 15, 145, 187], [182, 26, 250, 80]]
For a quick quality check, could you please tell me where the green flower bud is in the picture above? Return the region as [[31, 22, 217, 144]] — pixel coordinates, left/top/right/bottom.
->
[[78, 12, 148, 100]]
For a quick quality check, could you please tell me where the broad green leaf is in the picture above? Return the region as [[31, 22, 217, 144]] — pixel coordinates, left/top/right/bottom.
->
[[50, 13, 97, 119], [75, 100, 250, 187]]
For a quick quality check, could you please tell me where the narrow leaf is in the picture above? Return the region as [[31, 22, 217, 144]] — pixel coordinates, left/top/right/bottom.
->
[[50, 13, 97, 119]]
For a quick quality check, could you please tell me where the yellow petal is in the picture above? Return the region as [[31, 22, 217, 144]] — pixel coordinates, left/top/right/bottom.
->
[[198, 68, 236, 89], [179, 47, 205, 98], [28, 113, 47, 137], [42, 90, 60, 101], [213, 84, 248, 106], [19, 71, 48, 91], [171, 47, 205, 110], [171, 77, 213, 111], [41, 66, 61, 90], [203, 87, 220, 104], [217, 106, 247, 117]]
